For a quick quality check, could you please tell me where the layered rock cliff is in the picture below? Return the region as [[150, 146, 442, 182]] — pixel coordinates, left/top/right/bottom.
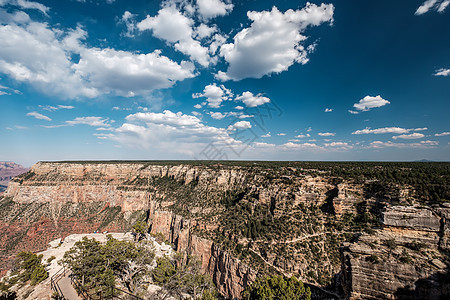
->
[[0, 161, 449, 299], [340, 205, 450, 299], [0, 161, 29, 194]]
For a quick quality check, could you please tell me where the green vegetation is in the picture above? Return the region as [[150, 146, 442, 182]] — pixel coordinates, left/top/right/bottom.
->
[[62, 236, 154, 298], [1, 251, 49, 292], [61, 235, 217, 299], [132, 220, 148, 241], [152, 254, 218, 299], [242, 275, 311, 300]]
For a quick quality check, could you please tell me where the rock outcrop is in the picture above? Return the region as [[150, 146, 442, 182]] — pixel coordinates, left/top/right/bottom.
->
[[340, 205, 450, 299], [0, 161, 29, 194]]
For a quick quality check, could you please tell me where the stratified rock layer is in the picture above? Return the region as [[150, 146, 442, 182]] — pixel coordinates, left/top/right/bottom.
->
[[341, 206, 450, 299]]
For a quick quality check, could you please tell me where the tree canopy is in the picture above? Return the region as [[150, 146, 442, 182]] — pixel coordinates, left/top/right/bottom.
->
[[242, 275, 311, 300]]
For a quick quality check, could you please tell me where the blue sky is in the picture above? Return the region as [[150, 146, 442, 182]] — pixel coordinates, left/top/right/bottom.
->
[[0, 0, 449, 166]]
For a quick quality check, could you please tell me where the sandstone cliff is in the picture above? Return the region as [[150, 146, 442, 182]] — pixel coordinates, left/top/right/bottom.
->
[[340, 205, 450, 299], [0, 161, 448, 299]]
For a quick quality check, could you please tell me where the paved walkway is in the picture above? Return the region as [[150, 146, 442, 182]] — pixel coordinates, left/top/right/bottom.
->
[[57, 273, 81, 300]]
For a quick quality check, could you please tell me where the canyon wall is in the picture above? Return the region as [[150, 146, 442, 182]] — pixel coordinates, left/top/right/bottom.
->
[[340, 205, 450, 299], [1, 161, 449, 299]]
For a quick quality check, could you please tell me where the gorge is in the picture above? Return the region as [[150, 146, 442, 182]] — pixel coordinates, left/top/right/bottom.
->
[[0, 161, 449, 299]]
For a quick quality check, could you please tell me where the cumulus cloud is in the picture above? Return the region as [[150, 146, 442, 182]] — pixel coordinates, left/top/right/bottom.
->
[[228, 120, 251, 131], [196, 0, 233, 20], [26, 111, 51, 121], [295, 134, 310, 138], [195, 23, 217, 39], [192, 83, 232, 108], [101, 110, 244, 157], [282, 142, 321, 149], [352, 127, 411, 135], [0, 15, 195, 99], [435, 132, 450, 136], [261, 132, 271, 138], [325, 108, 333, 112], [137, 5, 213, 66], [392, 133, 425, 140], [277, 133, 286, 136], [216, 3, 334, 81], [210, 112, 226, 119], [318, 132, 335, 137], [324, 142, 351, 148], [434, 68, 450, 76], [352, 95, 390, 112], [415, 0, 450, 15], [235, 91, 270, 107]]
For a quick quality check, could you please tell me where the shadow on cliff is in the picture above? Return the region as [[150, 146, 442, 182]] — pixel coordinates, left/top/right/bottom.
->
[[394, 268, 450, 300]]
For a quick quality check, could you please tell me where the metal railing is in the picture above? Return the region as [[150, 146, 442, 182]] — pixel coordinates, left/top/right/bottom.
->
[[50, 267, 67, 299], [69, 274, 143, 300]]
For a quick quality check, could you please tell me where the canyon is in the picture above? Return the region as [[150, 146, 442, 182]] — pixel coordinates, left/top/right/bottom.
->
[[0, 161, 29, 195], [0, 161, 449, 299]]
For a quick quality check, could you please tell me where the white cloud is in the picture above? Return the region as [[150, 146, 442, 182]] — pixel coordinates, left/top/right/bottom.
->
[[103, 110, 241, 156], [39, 104, 74, 111], [392, 133, 425, 140], [282, 142, 321, 149], [26, 111, 51, 121], [352, 127, 411, 135], [235, 105, 244, 110], [415, 0, 450, 15], [352, 95, 390, 112], [318, 132, 335, 137], [58, 105, 74, 109], [324, 142, 351, 148], [434, 68, 450, 76], [0, 84, 20, 95], [195, 23, 217, 39], [194, 104, 202, 109], [227, 120, 251, 131], [324, 108, 333, 112], [66, 116, 110, 127], [369, 140, 438, 149], [196, 0, 233, 20], [0, 0, 49, 15], [253, 142, 275, 147], [0, 17, 195, 99], [74, 47, 195, 97], [216, 3, 334, 81], [277, 133, 286, 136], [192, 83, 231, 108], [295, 134, 310, 138], [235, 91, 270, 108], [137, 6, 213, 66], [435, 132, 450, 136], [210, 112, 226, 119], [121, 11, 137, 37], [261, 132, 271, 138], [348, 110, 359, 114]]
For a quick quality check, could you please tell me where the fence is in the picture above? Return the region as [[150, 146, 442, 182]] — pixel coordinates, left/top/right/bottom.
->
[[69, 273, 143, 300], [50, 267, 66, 299]]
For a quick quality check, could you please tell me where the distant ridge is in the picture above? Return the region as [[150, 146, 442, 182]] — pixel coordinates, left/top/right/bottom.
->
[[415, 159, 434, 162]]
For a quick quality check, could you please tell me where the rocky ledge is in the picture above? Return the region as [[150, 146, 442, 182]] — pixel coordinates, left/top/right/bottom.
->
[[340, 205, 450, 299]]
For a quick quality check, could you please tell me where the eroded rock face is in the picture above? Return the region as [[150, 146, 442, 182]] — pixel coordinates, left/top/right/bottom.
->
[[147, 207, 257, 298], [382, 206, 441, 232], [341, 205, 450, 300]]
